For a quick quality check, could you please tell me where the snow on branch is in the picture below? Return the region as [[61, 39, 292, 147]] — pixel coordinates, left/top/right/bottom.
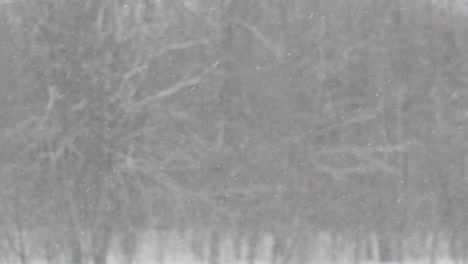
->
[[316, 145, 406, 156], [234, 19, 283, 58], [134, 76, 202, 110], [315, 145, 406, 176], [314, 112, 378, 137], [153, 39, 211, 58]]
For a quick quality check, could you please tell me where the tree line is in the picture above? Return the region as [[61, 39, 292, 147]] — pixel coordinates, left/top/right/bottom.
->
[[0, 0, 467, 264]]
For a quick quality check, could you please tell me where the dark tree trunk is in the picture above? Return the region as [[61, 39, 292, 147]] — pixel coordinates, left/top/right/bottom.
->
[[157, 230, 166, 264], [209, 229, 220, 264], [191, 229, 204, 261], [233, 229, 243, 261], [92, 227, 111, 264], [247, 230, 258, 264], [121, 231, 137, 264], [378, 233, 393, 263], [271, 236, 285, 264], [69, 236, 82, 264]]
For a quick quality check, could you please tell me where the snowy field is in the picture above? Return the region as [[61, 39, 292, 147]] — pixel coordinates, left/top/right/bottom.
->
[[7, 231, 459, 264]]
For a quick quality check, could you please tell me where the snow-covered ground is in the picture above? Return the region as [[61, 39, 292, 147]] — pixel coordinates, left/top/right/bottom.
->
[[7, 230, 459, 264]]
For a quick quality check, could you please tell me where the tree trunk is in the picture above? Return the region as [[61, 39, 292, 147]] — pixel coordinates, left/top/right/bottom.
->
[[271, 236, 285, 264], [17, 231, 28, 264], [191, 229, 204, 261], [330, 232, 338, 262], [121, 232, 137, 264], [233, 229, 243, 261], [430, 231, 439, 264], [209, 229, 220, 264], [247, 231, 258, 264], [69, 236, 82, 264], [378, 232, 392, 263], [296, 232, 309, 264], [157, 230, 166, 264], [92, 227, 111, 264], [462, 225, 468, 264], [44, 241, 56, 264], [353, 232, 362, 264]]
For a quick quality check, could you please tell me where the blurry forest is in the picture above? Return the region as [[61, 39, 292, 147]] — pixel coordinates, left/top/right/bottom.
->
[[0, 0, 467, 264]]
